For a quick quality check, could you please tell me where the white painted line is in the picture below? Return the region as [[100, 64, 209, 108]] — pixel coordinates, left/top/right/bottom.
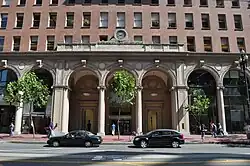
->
[[113, 159, 123, 161], [92, 156, 103, 160]]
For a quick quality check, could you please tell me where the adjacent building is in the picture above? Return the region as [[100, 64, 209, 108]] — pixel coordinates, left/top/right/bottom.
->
[[0, 0, 249, 135]]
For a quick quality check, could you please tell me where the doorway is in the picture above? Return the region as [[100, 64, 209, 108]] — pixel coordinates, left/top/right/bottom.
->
[[148, 110, 160, 131], [81, 109, 94, 132]]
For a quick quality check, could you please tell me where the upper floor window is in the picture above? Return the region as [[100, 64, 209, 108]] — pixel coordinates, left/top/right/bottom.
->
[[167, 0, 175, 5], [84, 0, 92, 4], [116, 12, 125, 28], [152, 36, 160, 44], [68, 0, 75, 5], [234, 15, 243, 30], [101, 0, 108, 4], [168, 13, 176, 28], [237, 37, 245, 51], [220, 37, 229, 52], [64, 35, 73, 44], [134, 12, 142, 28], [218, 14, 227, 30], [82, 12, 91, 28], [99, 35, 108, 41], [187, 36, 195, 52], [12, 36, 21, 51], [2, 0, 11, 6], [16, 13, 24, 28], [151, 13, 160, 28], [184, 0, 192, 6], [169, 36, 177, 44], [134, 36, 143, 43], [201, 14, 210, 29], [0, 14, 8, 29], [50, 0, 58, 5], [35, 0, 42, 6], [18, 0, 26, 6], [232, 0, 240, 7], [216, 0, 224, 7], [0, 36, 4, 51], [66, 12, 74, 28], [200, 0, 208, 6], [203, 36, 212, 52], [185, 13, 193, 29], [48, 13, 57, 28], [47, 36, 55, 51], [32, 13, 41, 28], [30, 36, 38, 51], [81, 36, 90, 44], [99, 12, 108, 28], [151, 0, 158, 5]]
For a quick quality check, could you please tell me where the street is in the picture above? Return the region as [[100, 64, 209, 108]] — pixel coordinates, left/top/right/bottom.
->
[[0, 143, 249, 166]]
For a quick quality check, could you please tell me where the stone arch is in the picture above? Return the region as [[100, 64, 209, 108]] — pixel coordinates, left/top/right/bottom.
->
[[185, 65, 220, 86], [2, 65, 21, 78], [64, 63, 101, 87], [103, 64, 138, 86], [139, 65, 176, 87]]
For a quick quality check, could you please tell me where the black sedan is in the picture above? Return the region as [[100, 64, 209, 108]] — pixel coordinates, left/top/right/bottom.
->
[[47, 130, 103, 147], [133, 129, 185, 148]]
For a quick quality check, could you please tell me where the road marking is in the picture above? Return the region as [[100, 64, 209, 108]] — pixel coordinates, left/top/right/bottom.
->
[[92, 156, 103, 160], [0, 148, 64, 152]]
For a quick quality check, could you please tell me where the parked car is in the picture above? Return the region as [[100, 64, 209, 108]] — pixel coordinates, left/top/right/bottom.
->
[[133, 129, 185, 148], [47, 130, 103, 147]]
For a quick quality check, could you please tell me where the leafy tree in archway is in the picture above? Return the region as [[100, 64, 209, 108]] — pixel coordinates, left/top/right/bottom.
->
[[4, 72, 50, 137], [185, 88, 211, 126], [109, 70, 136, 140]]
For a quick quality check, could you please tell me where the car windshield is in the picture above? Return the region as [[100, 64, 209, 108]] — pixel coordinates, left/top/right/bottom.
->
[[145, 131, 154, 135], [86, 132, 95, 136]]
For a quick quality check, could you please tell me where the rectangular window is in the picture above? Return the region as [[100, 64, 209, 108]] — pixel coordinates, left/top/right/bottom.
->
[[81, 35, 90, 44], [151, 0, 159, 5], [0, 36, 4, 51], [203, 37, 212, 52], [234, 15, 243, 30], [237, 37, 246, 51], [116, 12, 125, 28], [184, 0, 192, 6], [0, 14, 8, 29], [152, 36, 160, 44], [2, 0, 11, 6], [168, 13, 176, 28], [16, 13, 24, 28], [216, 0, 224, 7], [35, 0, 42, 5], [185, 13, 193, 28], [134, 12, 142, 28], [151, 13, 160, 28], [99, 12, 108, 28], [32, 13, 41, 28], [200, 0, 208, 6], [50, 0, 58, 5], [19, 0, 26, 6], [187, 36, 196, 52], [30, 36, 38, 51], [134, 36, 143, 43], [221, 37, 229, 52], [49, 13, 57, 28], [46, 36, 55, 51], [167, 0, 175, 5], [82, 12, 91, 27], [218, 14, 227, 29], [232, 0, 239, 7], [64, 35, 73, 44], [66, 12, 74, 28], [201, 14, 210, 29], [13, 36, 21, 51], [169, 36, 177, 44]]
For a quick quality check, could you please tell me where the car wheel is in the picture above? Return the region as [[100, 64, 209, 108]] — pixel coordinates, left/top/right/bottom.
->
[[52, 141, 60, 147], [85, 141, 92, 147], [140, 140, 148, 148], [172, 141, 179, 148]]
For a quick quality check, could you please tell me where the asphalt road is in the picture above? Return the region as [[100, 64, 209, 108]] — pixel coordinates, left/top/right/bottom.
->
[[0, 142, 249, 166]]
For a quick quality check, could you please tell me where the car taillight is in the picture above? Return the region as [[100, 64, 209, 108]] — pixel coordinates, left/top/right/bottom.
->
[[179, 134, 184, 139]]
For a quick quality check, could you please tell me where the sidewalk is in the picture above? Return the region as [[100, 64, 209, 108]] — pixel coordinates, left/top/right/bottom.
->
[[0, 133, 249, 145]]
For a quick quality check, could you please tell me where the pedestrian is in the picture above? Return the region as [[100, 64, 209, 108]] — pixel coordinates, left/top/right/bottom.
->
[[200, 124, 206, 142], [217, 123, 224, 136], [111, 123, 116, 136], [48, 121, 55, 138], [211, 122, 217, 138], [9, 122, 14, 137], [87, 120, 91, 131]]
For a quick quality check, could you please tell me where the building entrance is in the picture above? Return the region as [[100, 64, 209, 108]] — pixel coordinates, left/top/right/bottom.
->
[[0, 106, 15, 133], [148, 110, 159, 131], [109, 117, 131, 135], [81, 109, 94, 132]]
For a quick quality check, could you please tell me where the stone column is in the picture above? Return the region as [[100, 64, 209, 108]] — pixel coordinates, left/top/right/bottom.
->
[[217, 86, 227, 135], [97, 86, 106, 136], [170, 87, 178, 130], [62, 88, 69, 133], [14, 101, 23, 135], [136, 86, 143, 134]]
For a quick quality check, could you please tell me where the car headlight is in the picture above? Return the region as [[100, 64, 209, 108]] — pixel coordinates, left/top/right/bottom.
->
[[134, 137, 140, 141]]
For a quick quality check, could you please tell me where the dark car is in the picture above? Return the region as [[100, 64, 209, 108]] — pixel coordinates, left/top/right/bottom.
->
[[133, 129, 185, 148], [47, 130, 103, 147]]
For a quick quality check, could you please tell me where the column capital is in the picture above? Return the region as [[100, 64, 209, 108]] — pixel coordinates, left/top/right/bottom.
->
[[52, 85, 71, 91], [217, 86, 225, 90], [97, 85, 106, 90], [136, 85, 143, 90], [169, 85, 189, 92]]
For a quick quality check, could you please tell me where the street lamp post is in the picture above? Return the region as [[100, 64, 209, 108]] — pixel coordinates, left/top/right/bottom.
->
[[239, 49, 250, 123]]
